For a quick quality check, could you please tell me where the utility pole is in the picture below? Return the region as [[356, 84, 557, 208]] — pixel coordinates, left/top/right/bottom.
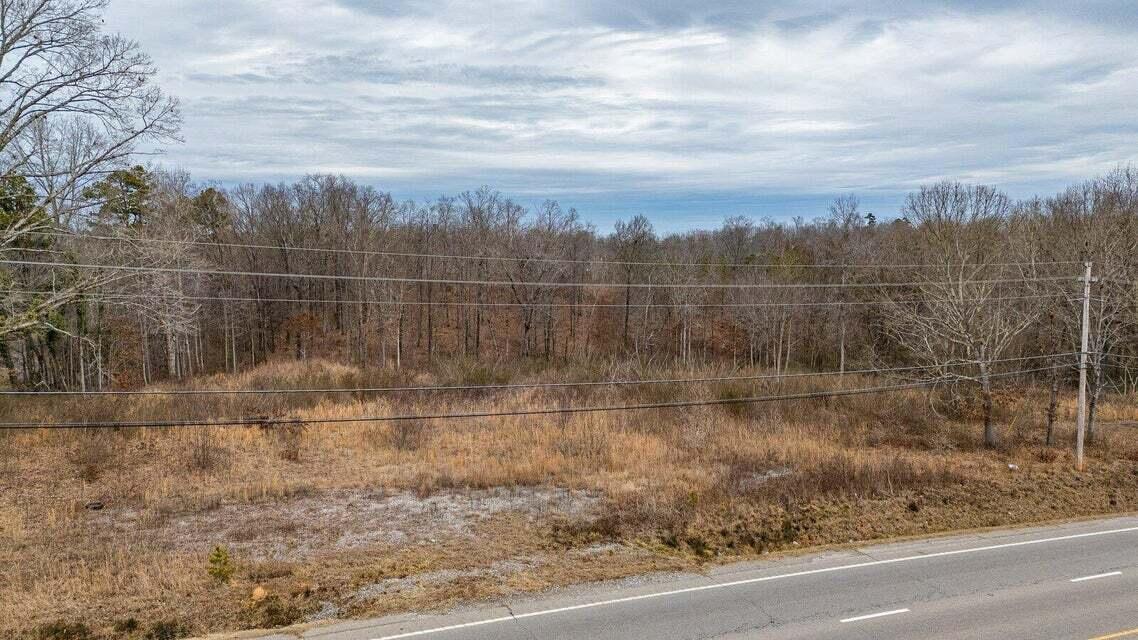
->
[[1075, 260, 1093, 471]]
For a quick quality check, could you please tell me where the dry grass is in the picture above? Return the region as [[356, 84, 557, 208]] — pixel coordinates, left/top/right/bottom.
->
[[3, 358, 1138, 638]]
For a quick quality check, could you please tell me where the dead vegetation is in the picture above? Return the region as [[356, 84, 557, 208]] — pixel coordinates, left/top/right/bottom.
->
[[2, 358, 1138, 638]]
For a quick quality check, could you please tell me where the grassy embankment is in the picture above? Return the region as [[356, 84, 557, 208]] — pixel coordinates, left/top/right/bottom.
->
[[3, 359, 1137, 637]]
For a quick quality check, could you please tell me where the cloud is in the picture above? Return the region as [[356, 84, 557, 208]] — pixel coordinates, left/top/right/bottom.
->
[[187, 57, 603, 90], [103, 0, 1138, 221]]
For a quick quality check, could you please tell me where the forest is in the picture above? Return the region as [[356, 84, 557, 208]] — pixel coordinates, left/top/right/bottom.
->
[[4, 166, 1138, 445]]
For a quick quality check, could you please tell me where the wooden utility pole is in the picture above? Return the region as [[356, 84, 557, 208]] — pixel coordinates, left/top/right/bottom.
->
[[1075, 261, 1093, 471]]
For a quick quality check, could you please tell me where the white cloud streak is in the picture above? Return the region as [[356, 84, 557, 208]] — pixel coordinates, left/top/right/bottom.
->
[[105, 0, 1138, 200]]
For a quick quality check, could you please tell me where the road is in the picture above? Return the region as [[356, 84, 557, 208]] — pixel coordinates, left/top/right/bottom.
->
[[287, 515, 1138, 640]]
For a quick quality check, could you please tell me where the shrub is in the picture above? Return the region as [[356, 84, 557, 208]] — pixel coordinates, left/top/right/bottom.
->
[[246, 560, 294, 581], [386, 420, 428, 452], [207, 545, 235, 584], [271, 423, 305, 462], [113, 618, 140, 635], [69, 432, 112, 482], [553, 422, 609, 463], [35, 622, 93, 640], [459, 363, 510, 386], [189, 429, 227, 471], [245, 595, 307, 628], [145, 620, 188, 640], [716, 383, 761, 418]]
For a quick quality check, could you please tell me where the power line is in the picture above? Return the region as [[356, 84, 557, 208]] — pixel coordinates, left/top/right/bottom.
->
[[0, 259, 1078, 290], [20, 231, 1084, 270], [0, 288, 1082, 310], [0, 367, 1052, 430], [0, 353, 1075, 397]]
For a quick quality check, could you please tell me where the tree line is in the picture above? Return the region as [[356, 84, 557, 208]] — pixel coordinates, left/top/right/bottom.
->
[[5, 168, 1138, 431]]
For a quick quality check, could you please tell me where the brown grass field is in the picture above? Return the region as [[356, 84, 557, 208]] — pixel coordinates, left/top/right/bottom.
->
[[3, 359, 1138, 638]]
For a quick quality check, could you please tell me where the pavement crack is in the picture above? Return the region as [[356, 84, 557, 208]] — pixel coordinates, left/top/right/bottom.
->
[[504, 603, 539, 640], [733, 586, 779, 636], [691, 618, 775, 640]]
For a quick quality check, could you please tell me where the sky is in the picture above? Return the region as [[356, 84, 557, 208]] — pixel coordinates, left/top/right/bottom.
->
[[104, 0, 1138, 232]]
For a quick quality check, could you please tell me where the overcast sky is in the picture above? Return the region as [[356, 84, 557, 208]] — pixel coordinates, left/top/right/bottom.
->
[[105, 0, 1138, 231]]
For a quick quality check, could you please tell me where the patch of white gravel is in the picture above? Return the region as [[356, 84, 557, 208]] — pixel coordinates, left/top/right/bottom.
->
[[80, 486, 601, 560], [305, 601, 340, 622]]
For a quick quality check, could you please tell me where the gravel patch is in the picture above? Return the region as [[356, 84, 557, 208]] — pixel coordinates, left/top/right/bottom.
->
[[79, 486, 602, 559]]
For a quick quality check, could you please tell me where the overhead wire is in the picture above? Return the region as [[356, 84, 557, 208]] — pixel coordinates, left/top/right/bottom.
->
[[0, 352, 1077, 397], [0, 259, 1079, 290], [0, 288, 1083, 310], [18, 231, 1084, 270], [0, 365, 1058, 429]]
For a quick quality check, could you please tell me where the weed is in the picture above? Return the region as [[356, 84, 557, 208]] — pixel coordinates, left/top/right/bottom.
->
[[189, 429, 226, 471], [35, 622, 92, 640], [144, 620, 188, 640], [460, 364, 509, 386], [246, 592, 304, 628], [244, 595, 307, 628], [271, 424, 305, 462], [69, 433, 112, 482], [387, 420, 428, 452], [780, 517, 798, 543], [246, 560, 294, 581], [113, 618, 140, 635], [715, 383, 760, 419]]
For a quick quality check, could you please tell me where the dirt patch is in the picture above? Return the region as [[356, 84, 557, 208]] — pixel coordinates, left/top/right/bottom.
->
[[79, 486, 602, 560]]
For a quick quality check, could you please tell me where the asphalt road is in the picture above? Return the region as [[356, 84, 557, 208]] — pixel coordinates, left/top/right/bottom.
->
[[289, 515, 1138, 640]]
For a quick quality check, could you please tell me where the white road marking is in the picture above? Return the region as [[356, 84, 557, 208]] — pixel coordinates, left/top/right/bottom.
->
[[366, 524, 1138, 640], [1071, 571, 1123, 582], [840, 608, 910, 623]]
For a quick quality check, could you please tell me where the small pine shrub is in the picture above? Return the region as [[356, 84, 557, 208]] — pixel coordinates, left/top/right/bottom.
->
[[207, 545, 235, 583]]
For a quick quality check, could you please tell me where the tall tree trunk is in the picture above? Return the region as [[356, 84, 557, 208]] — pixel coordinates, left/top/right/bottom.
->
[[839, 320, 846, 375], [165, 328, 178, 379], [1045, 362, 1060, 446], [0, 341, 19, 388], [426, 281, 434, 360], [622, 282, 631, 349], [140, 318, 150, 385], [980, 362, 996, 447], [1087, 363, 1102, 445], [78, 339, 86, 393], [396, 303, 404, 371]]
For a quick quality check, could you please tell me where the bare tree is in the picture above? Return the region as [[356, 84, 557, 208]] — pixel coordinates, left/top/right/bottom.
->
[[612, 215, 656, 350], [823, 195, 868, 373], [0, 0, 179, 341], [881, 182, 1037, 447], [1014, 170, 1138, 444], [1, 0, 179, 220]]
